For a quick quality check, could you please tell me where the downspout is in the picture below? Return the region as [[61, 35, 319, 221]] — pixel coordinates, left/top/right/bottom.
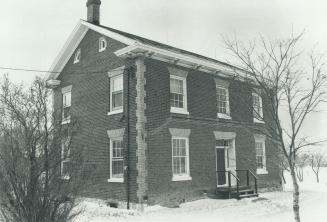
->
[[125, 66, 131, 209]]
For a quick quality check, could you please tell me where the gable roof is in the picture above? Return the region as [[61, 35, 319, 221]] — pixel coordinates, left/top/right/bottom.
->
[[46, 20, 246, 81]]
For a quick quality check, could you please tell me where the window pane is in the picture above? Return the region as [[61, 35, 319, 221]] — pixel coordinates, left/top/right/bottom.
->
[[112, 76, 123, 91], [216, 140, 229, 148], [180, 157, 186, 174], [256, 156, 263, 169], [63, 107, 70, 119], [62, 161, 70, 177], [112, 160, 124, 178], [170, 93, 184, 108], [113, 91, 123, 109], [170, 78, 183, 94], [63, 92, 71, 107]]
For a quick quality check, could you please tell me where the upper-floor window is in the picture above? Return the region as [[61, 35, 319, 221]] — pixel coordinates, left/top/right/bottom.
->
[[169, 72, 189, 115], [73, 48, 81, 64], [252, 92, 263, 123], [110, 74, 123, 113], [255, 135, 268, 174], [170, 76, 185, 108], [215, 79, 231, 119], [169, 67, 189, 115], [99, 37, 107, 52], [61, 86, 72, 124]]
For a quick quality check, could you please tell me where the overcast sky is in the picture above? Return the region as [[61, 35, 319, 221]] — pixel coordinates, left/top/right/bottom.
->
[[1, 0, 327, 151]]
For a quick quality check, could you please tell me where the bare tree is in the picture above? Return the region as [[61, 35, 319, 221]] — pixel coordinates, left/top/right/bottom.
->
[[223, 32, 327, 222], [309, 152, 324, 183], [295, 153, 309, 182], [0, 75, 86, 222]]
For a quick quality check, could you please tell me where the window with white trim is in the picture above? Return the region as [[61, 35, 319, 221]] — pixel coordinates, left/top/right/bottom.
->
[[110, 75, 123, 112], [61, 131, 70, 179], [172, 137, 190, 180], [255, 136, 267, 174], [252, 92, 263, 122], [73, 48, 81, 64], [62, 86, 72, 124], [110, 138, 124, 181], [215, 79, 231, 119], [170, 75, 188, 114], [99, 37, 107, 52]]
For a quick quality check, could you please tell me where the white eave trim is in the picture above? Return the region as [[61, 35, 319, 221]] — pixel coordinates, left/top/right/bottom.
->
[[46, 19, 249, 82], [46, 20, 138, 81], [114, 43, 249, 79]]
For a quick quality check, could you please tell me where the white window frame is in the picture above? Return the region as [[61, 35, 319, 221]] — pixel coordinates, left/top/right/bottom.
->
[[216, 86, 231, 119], [61, 86, 72, 124], [61, 137, 70, 180], [255, 135, 268, 174], [171, 136, 191, 181], [109, 74, 124, 115], [170, 75, 189, 115], [73, 48, 81, 64], [252, 92, 264, 123], [99, 37, 107, 52], [108, 138, 124, 183]]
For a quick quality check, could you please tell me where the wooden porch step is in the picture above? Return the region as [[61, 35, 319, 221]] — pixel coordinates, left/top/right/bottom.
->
[[238, 193, 259, 199], [231, 189, 254, 194]]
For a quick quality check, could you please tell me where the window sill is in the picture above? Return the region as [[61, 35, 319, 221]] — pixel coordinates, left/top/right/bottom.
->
[[256, 169, 268, 175], [170, 107, 189, 115], [61, 119, 71, 125], [108, 178, 124, 183], [217, 113, 232, 120], [172, 175, 192, 181], [108, 109, 123, 116], [253, 118, 265, 124]]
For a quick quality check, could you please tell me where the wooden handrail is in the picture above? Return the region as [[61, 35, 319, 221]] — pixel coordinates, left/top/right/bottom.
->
[[248, 170, 258, 179]]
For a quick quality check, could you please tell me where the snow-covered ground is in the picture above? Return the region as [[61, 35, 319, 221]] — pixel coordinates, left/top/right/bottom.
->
[[73, 167, 327, 222]]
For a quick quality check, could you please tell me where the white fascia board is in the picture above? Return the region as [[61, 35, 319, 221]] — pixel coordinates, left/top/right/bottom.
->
[[46, 20, 139, 81], [46, 21, 88, 80], [115, 43, 248, 78]]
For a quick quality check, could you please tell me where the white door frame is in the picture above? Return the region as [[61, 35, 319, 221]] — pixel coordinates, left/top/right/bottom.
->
[[215, 139, 237, 187]]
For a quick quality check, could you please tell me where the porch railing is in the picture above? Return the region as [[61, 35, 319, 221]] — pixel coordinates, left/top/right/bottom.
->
[[216, 170, 240, 198], [235, 169, 258, 194], [216, 169, 258, 197]]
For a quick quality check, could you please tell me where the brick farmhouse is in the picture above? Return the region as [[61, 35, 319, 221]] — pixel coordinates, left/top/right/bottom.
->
[[46, 0, 282, 208]]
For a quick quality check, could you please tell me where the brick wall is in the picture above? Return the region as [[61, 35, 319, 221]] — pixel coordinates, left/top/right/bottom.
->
[[53, 29, 139, 203], [144, 59, 282, 205]]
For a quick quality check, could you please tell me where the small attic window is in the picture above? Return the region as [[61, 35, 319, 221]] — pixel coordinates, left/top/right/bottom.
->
[[99, 37, 107, 52], [74, 48, 81, 64]]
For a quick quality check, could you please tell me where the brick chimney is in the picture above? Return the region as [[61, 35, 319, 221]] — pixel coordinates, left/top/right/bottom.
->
[[86, 0, 101, 25]]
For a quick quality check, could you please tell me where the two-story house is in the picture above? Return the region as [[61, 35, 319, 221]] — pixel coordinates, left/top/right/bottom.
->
[[46, 0, 281, 208]]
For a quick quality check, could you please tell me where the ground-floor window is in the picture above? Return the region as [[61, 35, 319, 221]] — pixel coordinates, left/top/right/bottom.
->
[[61, 131, 70, 180], [110, 138, 124, 180], [107, 128, 125, 183], [254, 135, 268, 174], [172, 137, 189, 175], [169, 128, 192, 181]]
